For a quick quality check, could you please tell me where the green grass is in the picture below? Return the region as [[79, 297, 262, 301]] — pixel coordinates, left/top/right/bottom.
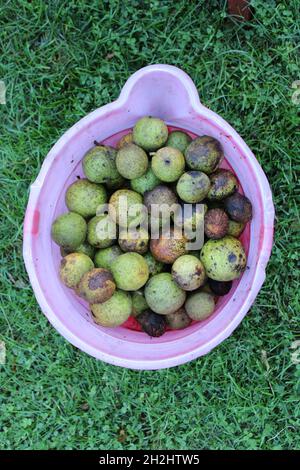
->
[[0, 0, 299, 450]]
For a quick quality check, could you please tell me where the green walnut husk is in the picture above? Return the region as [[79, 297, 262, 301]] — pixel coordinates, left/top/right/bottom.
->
[[131, 167, 162, 195], [176, 171, 210, 203], [200, 236, 247, 281], [51, 212, 87, 251], [65, 179, 107, 218], [151, 147, 185, 183], [105, 172, 126, 191], [207, 169, 238, 200], [76, 267, 116, 304], [171, 255, 206, 291], [131, 290, 149, 317], [174, 203, 207, 240], [111, 252, 149, 291], [94, 245, 122, 269], [133, 116, 168, 151], [166, 131, 192, 153], [59, 253, 94, 289], [60, 241, 95, 259], [227, 220, 246, 238], [185, 136, 223, 174], [87, 214, 116, 248], [109, 189, 146, 227], [166, 307, 192, 330], [144, 273, 186, 315], [116, 143, 148, 180], [143, 252, 164, 276], [185, 291, 215, 321], [82, 145, 123, 186], [91, 290, 132, 327]]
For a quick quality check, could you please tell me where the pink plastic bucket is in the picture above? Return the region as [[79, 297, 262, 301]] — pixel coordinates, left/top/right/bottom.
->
[[23, 64, 274, 370]]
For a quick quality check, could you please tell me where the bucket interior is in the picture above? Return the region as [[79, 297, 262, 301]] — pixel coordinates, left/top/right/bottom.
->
[[47, 125, 250, 338]]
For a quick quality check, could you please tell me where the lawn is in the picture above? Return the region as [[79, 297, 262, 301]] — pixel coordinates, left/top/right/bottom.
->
[[0, 0, 299, 450]]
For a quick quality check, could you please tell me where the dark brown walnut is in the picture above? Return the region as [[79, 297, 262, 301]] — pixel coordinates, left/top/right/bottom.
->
[[208, 279, 233, 296], [207, 169, 238, 200], [76, 268, 115, 304], [224, 192, 253, 223], [150, 228, 187, 264], [137, 310, 167, 337], [206, 199, 224, 210], [204, 208, 229, 239]]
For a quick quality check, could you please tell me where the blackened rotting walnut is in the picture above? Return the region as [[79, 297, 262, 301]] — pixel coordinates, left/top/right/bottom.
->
[[185, 136, 223, 174], [207, 169, 238, 200], [224, 192, 252, 223], [137, 310, 167, 337], [204, 208, 229, 239], [208, 279, 233, 296]]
